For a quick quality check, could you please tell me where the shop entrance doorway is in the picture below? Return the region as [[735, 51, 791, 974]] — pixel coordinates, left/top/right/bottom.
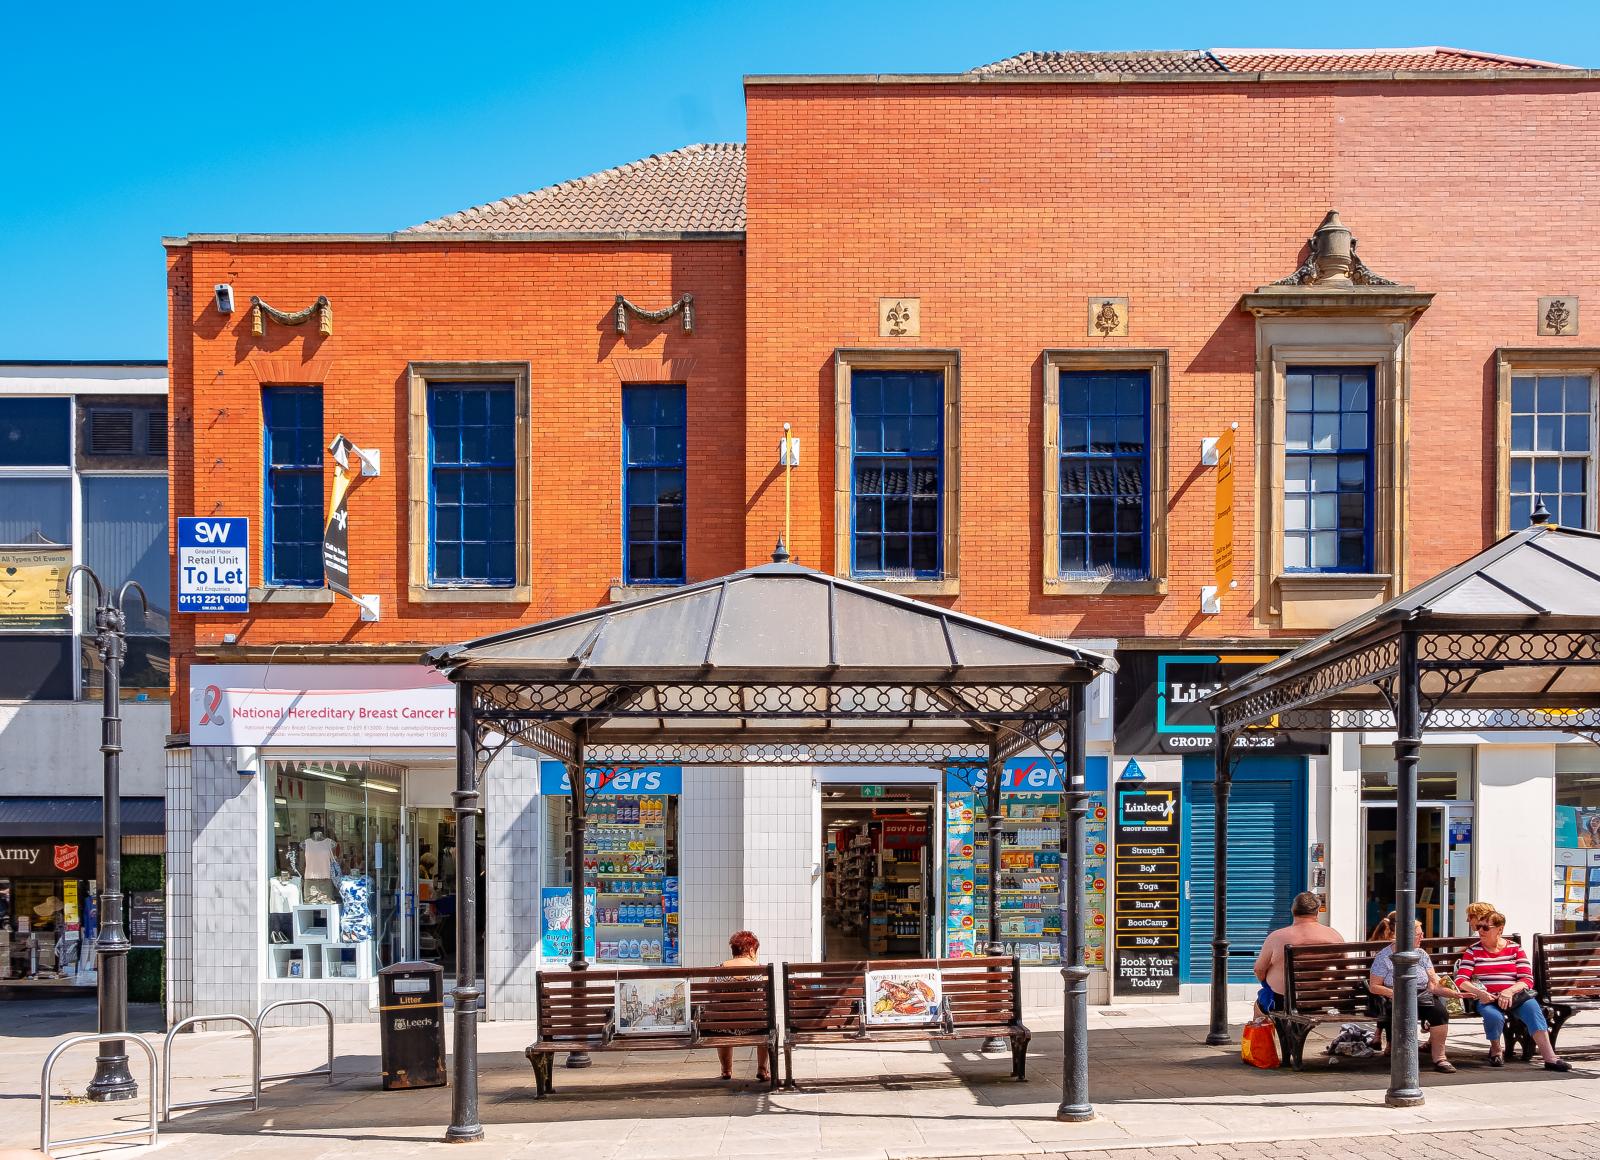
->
[[821, 783, 935, 961], [1361, 801, 1475, 938]]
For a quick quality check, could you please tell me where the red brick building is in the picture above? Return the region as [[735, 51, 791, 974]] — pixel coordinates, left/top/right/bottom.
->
[[164, 48, 1600, 1022]]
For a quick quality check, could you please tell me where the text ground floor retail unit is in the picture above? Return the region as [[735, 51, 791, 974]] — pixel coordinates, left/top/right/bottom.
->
[[167, 662, 1596, 1022]]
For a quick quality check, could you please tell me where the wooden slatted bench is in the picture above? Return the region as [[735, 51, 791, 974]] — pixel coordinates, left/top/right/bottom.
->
[[1278, 935, 1529, 1069], [525, 964, 779, 1096], [1534, 930, 1600, 1051], [1273, 940, 1383, 1070], [780, 956, 1029, 1089]]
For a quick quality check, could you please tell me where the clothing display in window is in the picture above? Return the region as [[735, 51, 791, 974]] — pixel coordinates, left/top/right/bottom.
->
[[301, 833, 337, 879], [268, 873, 301, 913], [337, 875, 371, 943], [268, 872, 300, 943]]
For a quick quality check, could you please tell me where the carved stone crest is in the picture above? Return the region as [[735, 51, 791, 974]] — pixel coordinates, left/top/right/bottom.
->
[[1538, 296, 1579, 337], [1087, 297, 1129, 338], [878, 297, 921, 338], [1273, 210, 1399, 289]]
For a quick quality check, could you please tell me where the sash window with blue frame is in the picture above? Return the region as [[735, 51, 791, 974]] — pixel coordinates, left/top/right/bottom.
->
[[427, 382, 516, 586], [262, 387, 325, 587], [851, 370, 943, 578], [1283, 367, 1373, 573], [1058, 370, 1150, 580], [1509, 373, 1592, 530], [622, 385, 687, 585]]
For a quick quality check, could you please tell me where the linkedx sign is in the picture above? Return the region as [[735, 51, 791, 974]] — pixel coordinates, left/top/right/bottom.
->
[[191, 664, 456, 747]]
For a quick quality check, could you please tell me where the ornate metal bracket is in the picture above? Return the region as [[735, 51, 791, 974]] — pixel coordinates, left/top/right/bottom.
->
[[615, 293, 693, 335], [251, 295, 332, 337]]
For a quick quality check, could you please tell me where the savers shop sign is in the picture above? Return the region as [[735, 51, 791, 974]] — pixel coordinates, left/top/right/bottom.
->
[[190, 664, 455, 747]]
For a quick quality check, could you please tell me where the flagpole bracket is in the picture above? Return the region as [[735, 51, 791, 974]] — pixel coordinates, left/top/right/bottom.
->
[[355, 595, 381, 622]]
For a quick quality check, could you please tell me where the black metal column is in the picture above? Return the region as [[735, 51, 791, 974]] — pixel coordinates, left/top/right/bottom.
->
[[1387, 627, 1424, 1108], [86, 593, 135, 1103], [1205, 731, 1233, 1046], [565, 740, 592, 1068], [446, 681, 484, 1142], [1057, 683, 1093, 1122], [980, 741, 1007, 1053]]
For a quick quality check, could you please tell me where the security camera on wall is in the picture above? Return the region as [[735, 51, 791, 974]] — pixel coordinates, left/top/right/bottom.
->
[[214, 283, 234, 314]]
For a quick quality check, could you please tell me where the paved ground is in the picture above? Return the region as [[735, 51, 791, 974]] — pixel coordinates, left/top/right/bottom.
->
[[945, 1123, 1600, 1160], [6, 997, 1598, 1159]]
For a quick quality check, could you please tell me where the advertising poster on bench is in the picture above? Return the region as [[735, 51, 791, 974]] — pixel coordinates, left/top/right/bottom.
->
[[1113, 785, 1180, 996]]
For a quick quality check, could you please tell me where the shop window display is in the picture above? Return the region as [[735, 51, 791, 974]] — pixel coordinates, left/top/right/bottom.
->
[[1554, 758, 1600, 933], [267, 760, 404, 980], [0, 840, 95, 984], [944, 758, 1108, 967], [540, 764, 681, 966]]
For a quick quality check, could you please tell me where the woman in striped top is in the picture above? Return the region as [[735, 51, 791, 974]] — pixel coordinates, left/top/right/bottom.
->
[[1454, 910, 1570, 1071]]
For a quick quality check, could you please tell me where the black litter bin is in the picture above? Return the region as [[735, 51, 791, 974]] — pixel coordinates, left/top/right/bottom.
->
[[378, 960, 447, 1090]]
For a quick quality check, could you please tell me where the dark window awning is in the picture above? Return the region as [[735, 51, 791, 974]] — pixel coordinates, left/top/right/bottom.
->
[[0, 797, 164, 838]]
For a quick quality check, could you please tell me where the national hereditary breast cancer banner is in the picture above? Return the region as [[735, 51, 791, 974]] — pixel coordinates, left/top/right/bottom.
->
[[190, 664, 456, 747]]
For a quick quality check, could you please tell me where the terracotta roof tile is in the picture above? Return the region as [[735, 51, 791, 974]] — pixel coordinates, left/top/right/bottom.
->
[[971, 50, 1225, 75], [973, 46, 1573, 76], [407, 143, 745, 235], [1213, 47, 1572, 73]]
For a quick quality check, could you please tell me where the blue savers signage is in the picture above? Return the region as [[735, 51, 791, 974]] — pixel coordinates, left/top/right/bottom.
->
[[177, 518, 249, 613], [538, 762, 682, 796]]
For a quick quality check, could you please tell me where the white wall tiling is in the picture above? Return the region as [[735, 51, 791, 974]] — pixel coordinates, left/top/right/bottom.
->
[[680, 766, 743, 967], [485, 748, 540, 1021], [740, 766, 814, 966]]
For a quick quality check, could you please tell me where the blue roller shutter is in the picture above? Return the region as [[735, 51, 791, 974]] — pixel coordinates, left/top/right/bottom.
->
[[1180, 755, 1307, 983]]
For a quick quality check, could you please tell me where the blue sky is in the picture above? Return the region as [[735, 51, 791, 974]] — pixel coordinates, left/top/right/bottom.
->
[[4, 0, 1596, 359]]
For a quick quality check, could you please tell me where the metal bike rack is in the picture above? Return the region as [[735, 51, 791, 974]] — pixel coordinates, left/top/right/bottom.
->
[[162, 1014, 261, 1119], [255, 998, 336, 1085], [40, 1032, 159, 1156]]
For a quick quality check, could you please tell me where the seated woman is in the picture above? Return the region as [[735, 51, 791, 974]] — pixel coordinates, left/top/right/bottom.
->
[[1454, 910, 1570, 1071], [1367, 911, 1456, 1072], [716, 930, 771, 1084]]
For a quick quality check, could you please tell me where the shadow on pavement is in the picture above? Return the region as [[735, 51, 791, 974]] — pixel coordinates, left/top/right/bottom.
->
[[152, 1019, 1599, 1142], [0, 995, 163, 1039]]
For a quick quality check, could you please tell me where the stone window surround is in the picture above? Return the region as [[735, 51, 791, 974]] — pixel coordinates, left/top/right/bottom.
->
[[1493, 348, 1600, 537], [1041, 349, 1170, 596], [1255, 333, 1407, 630], [833, 348, 961, 597], [406, 361, 533, 604]]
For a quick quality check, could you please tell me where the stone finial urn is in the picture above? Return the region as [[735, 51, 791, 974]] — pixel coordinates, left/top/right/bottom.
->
[[1309, 210, 1354, 286]]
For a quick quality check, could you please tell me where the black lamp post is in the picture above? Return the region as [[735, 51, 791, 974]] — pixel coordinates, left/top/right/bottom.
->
[[69, 566, 147, 1104]]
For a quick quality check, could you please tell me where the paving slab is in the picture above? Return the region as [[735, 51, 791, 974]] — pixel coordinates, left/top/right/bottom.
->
[[4, 997, 1598, 1160]]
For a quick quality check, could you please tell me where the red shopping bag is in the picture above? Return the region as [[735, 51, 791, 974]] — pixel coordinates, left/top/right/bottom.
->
[[1241, 1018, 1280, 1069]]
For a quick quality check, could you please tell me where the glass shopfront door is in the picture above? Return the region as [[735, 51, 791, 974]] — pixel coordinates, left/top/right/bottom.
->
[[1362, 802, 1475, 938]]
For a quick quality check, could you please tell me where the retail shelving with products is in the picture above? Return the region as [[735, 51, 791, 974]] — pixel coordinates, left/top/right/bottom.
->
[[835, 830, 875, 938], [994, 794, 1062, 965], [551, 793, 680, 965]]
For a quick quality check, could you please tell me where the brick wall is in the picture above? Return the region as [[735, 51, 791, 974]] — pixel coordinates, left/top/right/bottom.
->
[[743, 78, 1600, 637], [168, 77, 1600, 721], [167, 241, 745, 727]]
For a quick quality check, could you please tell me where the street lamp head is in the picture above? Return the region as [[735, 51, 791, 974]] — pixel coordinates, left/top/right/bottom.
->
[[65, 563, 105, 606]]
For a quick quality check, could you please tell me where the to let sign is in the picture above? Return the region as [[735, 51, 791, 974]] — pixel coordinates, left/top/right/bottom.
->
[[178, 518, 249, 613]]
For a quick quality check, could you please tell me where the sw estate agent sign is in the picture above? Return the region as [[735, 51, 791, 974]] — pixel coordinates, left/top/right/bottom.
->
[[177, 517, 249, 613]]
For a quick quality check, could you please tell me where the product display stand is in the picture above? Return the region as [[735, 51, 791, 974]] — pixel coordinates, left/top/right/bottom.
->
[[268, 902, 372, 980], [995, 794, 1062, 965]]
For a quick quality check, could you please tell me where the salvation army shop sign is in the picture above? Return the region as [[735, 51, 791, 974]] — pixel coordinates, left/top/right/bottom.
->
[[190, 664, 455, 747]]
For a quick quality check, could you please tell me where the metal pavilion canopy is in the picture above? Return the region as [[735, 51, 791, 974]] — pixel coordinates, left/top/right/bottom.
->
[[425, 559, 1114, 1140], [1207, 518, 1600, 1107]]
